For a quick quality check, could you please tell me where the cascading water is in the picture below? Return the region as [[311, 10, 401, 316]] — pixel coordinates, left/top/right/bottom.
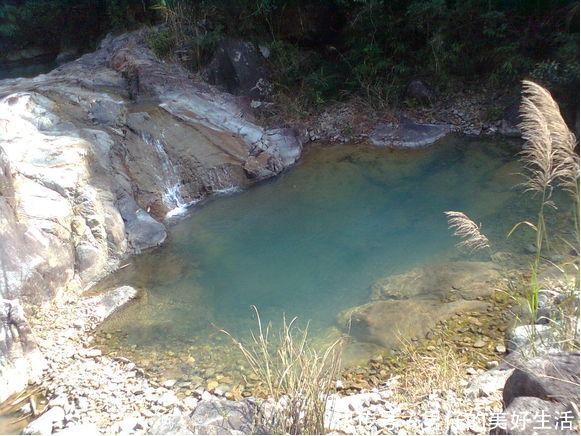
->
[[206, 166, 240, 195], [142, 132, 190, 217]]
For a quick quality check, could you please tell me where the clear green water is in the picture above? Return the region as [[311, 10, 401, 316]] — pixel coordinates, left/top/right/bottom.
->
[[97, 136, 533, 380]]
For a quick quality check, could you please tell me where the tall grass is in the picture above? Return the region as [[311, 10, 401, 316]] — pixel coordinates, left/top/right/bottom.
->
[[446, 80, 579, 351], [222, 306, 343, 435], [511, 80, 579, 321]]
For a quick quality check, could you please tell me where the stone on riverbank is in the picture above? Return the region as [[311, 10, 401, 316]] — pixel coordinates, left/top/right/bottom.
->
[[369, 121, 451, 148], [492, 352, 581, 435]]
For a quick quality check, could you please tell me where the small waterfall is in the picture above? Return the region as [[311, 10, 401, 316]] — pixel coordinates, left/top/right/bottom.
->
[[142, 132, 189, 216]]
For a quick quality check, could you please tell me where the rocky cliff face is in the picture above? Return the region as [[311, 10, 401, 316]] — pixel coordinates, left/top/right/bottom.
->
[[0, 29, 301, 305]]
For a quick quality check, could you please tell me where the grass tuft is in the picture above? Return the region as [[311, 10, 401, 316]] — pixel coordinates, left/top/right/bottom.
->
[[222, 306, 343, 435]]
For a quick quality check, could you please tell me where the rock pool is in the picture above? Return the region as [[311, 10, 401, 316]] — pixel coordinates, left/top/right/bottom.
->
[[95, 136, 538, 391]]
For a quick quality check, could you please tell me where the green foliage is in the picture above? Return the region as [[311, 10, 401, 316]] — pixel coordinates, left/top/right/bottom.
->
[[1, 0, 578, 110], [148, 1, 224, 67], [0, 0, 152, 54], [147, 28, 175, 57]]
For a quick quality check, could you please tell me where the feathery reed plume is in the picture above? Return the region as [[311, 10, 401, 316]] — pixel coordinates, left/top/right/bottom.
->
[[445, 211, 490, 252], [519, 80, 579, 196]]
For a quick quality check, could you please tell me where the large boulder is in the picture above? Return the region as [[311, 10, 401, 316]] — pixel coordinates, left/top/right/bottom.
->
[[503, 352, 580, 407], [204, 39, 271, 99], [499, 352, 580, 435], [405, 80, 434, 104]]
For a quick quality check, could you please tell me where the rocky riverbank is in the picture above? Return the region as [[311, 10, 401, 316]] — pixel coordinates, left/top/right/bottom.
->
[[11, 258, 577, 435], [1, 27, 579, 436]]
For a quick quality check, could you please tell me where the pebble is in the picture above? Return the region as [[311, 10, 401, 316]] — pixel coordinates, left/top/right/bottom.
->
[[82, 348, 103, 358], [163, 379, 177, 388], [472, 339, 486, 348], [495, 344, 506, 353], [158, 391, 179, 407], [183, 396, 198, 410], [486, 360, 499, 370]]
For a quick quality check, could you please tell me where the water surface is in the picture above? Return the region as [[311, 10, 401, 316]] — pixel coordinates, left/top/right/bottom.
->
[[97, 136, 533, 383]]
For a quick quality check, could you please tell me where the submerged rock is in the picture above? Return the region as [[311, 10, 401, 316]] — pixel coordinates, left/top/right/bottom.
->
[[337, 298, 488, 350], [370, 261, 501, 301], [84, 286, 139, 321], [337, 261, 502, 349]]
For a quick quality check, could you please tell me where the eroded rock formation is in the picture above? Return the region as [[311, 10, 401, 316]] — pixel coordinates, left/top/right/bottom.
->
[[0, 29, 301, 305], [0, 29, 301, 400]]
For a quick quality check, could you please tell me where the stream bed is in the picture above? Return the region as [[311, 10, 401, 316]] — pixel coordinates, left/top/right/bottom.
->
[[95, 136, 535, 393]]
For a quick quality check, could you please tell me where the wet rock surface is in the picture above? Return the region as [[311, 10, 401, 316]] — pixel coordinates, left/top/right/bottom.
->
[[337, 261, 501, 350], [369, 120, 451, 148]]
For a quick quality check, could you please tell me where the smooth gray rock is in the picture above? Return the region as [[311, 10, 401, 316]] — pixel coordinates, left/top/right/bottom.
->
[[503, 352, 580, 407], [369, 121, 451, 148], [500, 396, 576, 435], [117, 194, 166, 252], [190, 399, 257, 434]]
